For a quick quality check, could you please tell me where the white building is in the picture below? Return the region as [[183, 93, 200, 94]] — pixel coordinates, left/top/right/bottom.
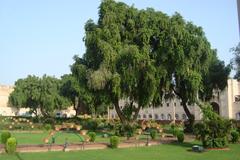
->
[[109, 79, 240, 121]]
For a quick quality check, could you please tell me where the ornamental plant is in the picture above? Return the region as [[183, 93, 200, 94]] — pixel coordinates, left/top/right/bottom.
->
[[193, 103, 231, 148]]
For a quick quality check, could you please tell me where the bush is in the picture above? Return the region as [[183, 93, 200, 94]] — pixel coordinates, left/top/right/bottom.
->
[[170, 124, 180, 136], [114, 123, 137, 138], [177, 132, 184, 143], [88, 132, 96, 142], [43, 118, 55, 125], [206, 136, 228, 148], [44, 124, 52, 131], [1, 131, 11, 144], [110, 136, 119, 148], [193, 104, 231, 148], [150, 129, 157, 140], [6, 137, 17, 154], [230, 130, 239, 143]]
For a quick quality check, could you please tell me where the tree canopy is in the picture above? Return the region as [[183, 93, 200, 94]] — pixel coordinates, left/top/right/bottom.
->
[[8, 75, 69, 117], [231, 43, 240, 80], [76, 0, 230, 125]]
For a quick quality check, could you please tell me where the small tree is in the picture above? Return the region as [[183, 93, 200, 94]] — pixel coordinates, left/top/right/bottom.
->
[[1, 131, 11, 144], [194, 103, 231, 148], [6, 137, 17, 154]]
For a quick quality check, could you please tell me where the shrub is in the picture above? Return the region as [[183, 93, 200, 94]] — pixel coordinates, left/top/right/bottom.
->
[[206, 136, 228, 148], [6, 137, 17, 154], [43, 118, 55, 125], [88, 132, 96, 142], [193, 104, 231, 148], [110, 136, 119, 148], [1, 131, 11, 144], [170, 124, 180, 136], [150, 129, 157, 140], [114, 123, 137, 138], [230, 130, 239, 143], [177, 132, 184, 143], [44, 124, 52, 131]]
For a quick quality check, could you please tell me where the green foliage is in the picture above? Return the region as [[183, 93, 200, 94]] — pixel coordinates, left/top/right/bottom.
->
[[81, 119, 101, 131], [88, 132, 96, 142], [150, 129, 157, 140], [6, 137, 17, 154], [194, 103, 231, 148], [231, 43, 240, 79], [200, 52, 231, 101], [205, 137, 228, 148], [176, 132, 184, 143], [230, 130, 239, 143], [9, 75, 70, 118], [44, 124, 52, 131], [76, 0, 227, 125], [170, 124, 181, 136], [1, 131, 11, 144], [110, 136, 119, 148], [114, 123, 137, 138]]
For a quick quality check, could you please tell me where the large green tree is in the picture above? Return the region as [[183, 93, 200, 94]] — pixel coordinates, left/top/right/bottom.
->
[[78, 0, 230, 125], [8, 75, 69, 117], [231, 43, 240, 80]]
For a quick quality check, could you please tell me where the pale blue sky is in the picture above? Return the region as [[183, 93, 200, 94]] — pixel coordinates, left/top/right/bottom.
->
[[0, 0, 239, 85]]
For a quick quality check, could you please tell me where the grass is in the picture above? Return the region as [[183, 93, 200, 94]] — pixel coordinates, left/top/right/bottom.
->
[[0, 142, 240, 160], [6, 131, 150, 145], [3, 131, 145, 145]]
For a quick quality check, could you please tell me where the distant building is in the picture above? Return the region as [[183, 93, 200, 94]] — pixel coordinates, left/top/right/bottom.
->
[[109, 79, 240, 121]]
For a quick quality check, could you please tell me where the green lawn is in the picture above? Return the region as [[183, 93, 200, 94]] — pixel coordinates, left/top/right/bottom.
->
[[8, 131, 150, 145], [1, 142, 240, 160], [9, 131, 111, 144]]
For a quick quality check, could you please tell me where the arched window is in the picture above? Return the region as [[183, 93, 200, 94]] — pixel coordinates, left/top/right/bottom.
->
[[167, 114, 172, 120], [161, 114, 165, 120], [182, 114, 186, 120], [149, 114, 152, 119], [143, 114, 147, 119], [175, 114, 179, 120], [154, 114, 159, 120]]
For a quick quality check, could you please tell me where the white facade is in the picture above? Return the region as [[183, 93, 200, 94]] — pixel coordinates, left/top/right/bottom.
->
[[109, 79, 240, 121]]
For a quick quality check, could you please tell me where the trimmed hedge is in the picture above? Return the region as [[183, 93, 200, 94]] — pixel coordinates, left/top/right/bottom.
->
[[110, 136, 119, 148], [1, 131, 11, 144], [177, 132, 184, 143], [88, 132, 96, 142], [6, 137, 17, 154]]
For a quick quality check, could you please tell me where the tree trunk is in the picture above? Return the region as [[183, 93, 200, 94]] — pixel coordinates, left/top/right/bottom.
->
[[173, 89, 195, 132], [182, 101, 195, 132], [114, 100, 127, 124], [74, 96, 79, 116]]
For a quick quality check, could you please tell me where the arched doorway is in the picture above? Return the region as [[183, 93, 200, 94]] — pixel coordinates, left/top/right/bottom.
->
[[210, 102, 220, 115]]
